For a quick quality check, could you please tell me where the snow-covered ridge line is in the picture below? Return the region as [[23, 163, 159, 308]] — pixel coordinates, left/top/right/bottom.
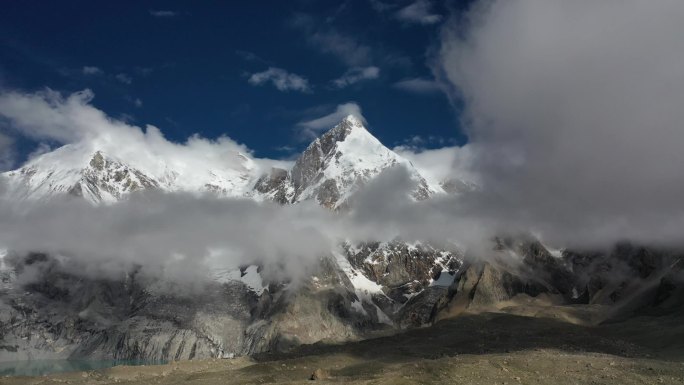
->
[[1, 115, 464, 206]]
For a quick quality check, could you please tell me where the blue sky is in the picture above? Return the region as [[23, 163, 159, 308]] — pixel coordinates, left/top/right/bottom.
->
[[0, 0, 470, 164]]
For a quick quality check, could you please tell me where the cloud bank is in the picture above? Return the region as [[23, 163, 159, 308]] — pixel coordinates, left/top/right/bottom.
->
[[435, 0, 684, 246]]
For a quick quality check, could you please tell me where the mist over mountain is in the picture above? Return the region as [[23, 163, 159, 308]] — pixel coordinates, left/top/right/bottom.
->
[[1, 0, 684, 382]]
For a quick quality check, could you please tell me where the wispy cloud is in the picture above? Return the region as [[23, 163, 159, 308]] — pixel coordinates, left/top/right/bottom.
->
[[82, 66, 103, 75], [248, 67, 311, 93], [332, 66, 380, 88], [235, 50, 270, 65], [290, 13, 373, 67], [149, 10, 178, 18], [368, 0, 397, 12], [396, 0, 442, 25], [393, 78, 441, 94], [115, 73, 132, 85], [297, 102, 365, 138]]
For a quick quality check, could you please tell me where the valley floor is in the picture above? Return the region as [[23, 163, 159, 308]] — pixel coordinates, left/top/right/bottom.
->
[[3, 312, 684, 385]]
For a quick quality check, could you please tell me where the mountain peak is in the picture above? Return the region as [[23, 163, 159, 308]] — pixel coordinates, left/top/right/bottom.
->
[[341, 114, 364, 126]]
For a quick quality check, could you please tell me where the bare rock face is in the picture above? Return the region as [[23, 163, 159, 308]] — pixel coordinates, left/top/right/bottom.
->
[[0, 252, 261, 361], [434, 239, 684, 325], [344, 241, 461, 292], [76, 151, 161, 201], [253, 167, 293, 204], [0, 252, 395, 362], [338, 241, 463, 328]]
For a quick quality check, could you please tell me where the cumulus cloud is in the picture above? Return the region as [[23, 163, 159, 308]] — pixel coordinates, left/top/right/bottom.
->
[[435, 0, 684, 246], [82, 66, 103, 75], [248, 67, 311, 93], [332, 66, 380, 88], [397, 0, 442, 25], [393, 77, 441, 94], [297, 102, 366, 137]]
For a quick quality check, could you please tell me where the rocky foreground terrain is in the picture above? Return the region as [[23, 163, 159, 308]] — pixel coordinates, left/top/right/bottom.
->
[[2, 310, 683, 384]]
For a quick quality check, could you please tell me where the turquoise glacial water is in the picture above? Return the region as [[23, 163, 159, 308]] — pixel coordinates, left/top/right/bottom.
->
[[0, 359, 167, 377]]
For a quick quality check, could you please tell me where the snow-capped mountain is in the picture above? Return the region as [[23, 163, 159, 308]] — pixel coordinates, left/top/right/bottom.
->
[[2, 115, 449, 208], [1, 140, 259, 204], [254, 115, 442, 209], [0, 115, 473, 362]]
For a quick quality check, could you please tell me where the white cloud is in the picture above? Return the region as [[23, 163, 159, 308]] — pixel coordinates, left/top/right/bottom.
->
[[393, 78, 441, 94], [134, 98, 143, 107], [27, 142, 52, 161], [149, 10, 177, 17], [297, 102, 366, 137], [394, 145, 478, 188], [248, 67, 311, 93], [332, 66, 380, 88], [436, 0, 684, 246], [115, 73, 132, 84], [82, 66, 103, 75], [0, 89, 286, 179], [397, 0, 442, 25]]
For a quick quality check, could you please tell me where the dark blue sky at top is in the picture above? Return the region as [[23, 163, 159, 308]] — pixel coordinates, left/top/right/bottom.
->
[[0, 0, 471, 162]]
